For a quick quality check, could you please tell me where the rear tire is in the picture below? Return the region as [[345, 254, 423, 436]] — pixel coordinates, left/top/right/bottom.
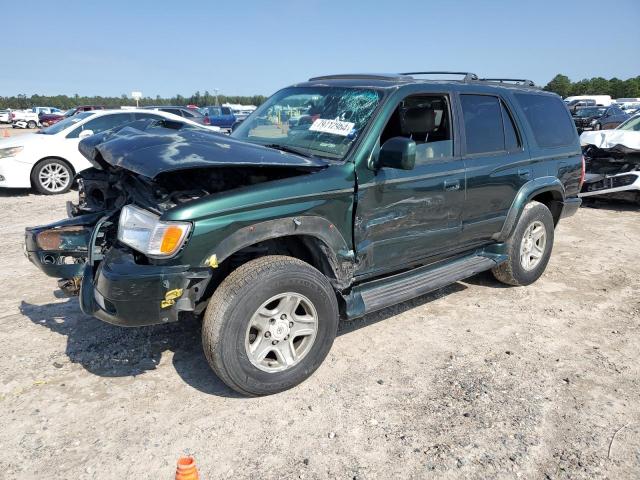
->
[[31, 158, 73, 195], [202, 255, 339, 396], [27, 120, 37, 129], [492, 201, 555, 286]]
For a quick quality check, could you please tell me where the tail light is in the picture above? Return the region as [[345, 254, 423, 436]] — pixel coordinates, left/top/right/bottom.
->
[[11, 112, 15, 120], [579, 155, 586, 190]]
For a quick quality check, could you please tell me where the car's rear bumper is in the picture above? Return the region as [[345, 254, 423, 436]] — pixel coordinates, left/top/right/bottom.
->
[[560, 197, 582, 218], [80, 247, 211, 327]]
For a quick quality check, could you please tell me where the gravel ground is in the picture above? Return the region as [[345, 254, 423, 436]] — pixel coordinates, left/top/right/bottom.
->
[[0, 187, 638, 479]]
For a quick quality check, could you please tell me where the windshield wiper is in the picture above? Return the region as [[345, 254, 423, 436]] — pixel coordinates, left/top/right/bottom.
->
[[264, 143, 311, 158]]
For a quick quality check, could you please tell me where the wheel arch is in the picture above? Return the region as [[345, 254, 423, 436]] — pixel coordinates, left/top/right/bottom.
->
[[204, 216, 355, 292], [495, 177, 565, 242]]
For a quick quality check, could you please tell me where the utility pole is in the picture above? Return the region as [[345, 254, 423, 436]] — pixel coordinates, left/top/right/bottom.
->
[[214, 88, 219, 106]]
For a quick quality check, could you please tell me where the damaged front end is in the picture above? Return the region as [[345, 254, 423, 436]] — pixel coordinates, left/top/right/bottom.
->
[[24, 119, 329, 326], [580, 132, 640, 202]]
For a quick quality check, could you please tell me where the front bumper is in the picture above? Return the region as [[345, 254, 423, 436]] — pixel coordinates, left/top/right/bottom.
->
[[80, 247, 211, 327], [579, 171, 640, 197], [26, 213, 212, 327], [0, 156, 34, 188]]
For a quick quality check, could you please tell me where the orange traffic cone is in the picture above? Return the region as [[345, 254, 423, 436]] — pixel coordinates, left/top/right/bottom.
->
[[175, 456, 199, 480]]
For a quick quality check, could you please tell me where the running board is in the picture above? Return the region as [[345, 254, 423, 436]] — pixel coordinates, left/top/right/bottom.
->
[[344, 254, 503, 319]]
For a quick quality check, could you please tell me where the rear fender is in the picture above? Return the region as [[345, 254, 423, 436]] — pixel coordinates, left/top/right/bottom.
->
[[494, 176, 565, 242]]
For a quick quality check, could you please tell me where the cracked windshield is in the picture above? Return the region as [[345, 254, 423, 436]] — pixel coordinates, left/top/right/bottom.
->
[[231, 87, 383, 159]]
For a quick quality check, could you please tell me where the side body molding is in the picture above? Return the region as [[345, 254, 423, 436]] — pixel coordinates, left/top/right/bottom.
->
[[494, 176, 565, 242], [205, 215, 355, 289]]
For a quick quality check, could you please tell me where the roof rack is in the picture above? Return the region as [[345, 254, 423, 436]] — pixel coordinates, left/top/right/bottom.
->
[[308, 73, 409, 81], [479, 78, 537, 87], [401, 71, 479, 82]]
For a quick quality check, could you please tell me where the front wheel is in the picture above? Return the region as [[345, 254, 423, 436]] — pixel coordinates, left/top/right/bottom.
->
[[492, 200, 555, 286], [202, 255, 339, 396]]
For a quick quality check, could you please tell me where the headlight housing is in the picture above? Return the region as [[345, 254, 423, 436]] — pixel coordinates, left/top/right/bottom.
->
[[0, 146, 24, 159], [117, 205, 191, 258], [590, 119, 598, 125]]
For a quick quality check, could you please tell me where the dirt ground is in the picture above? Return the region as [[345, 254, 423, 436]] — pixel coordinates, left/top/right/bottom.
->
[[0, 180, 639, 479]]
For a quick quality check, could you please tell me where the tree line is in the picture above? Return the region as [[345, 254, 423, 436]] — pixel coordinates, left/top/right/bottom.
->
[[543, 74, 640, 99], [0, 91, 268, 110], [2, 75, 639, 110]]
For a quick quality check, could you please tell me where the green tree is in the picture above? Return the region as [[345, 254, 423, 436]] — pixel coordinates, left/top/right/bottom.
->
[[543, 74, 571, 97]]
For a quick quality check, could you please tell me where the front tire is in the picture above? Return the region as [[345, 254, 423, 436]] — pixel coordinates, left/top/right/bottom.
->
[[492, 200, 555, 286], [31, 158, 73, 194], [202, 255, 339, 396]]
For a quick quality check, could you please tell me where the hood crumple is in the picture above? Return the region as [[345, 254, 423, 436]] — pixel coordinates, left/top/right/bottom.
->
[[78, 120, 328, 179]]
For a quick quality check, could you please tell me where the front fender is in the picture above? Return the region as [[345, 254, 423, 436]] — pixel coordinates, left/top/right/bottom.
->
[[494, 176, 565, 242]]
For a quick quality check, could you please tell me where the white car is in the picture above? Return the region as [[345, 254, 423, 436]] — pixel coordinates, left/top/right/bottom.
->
[[0, 110, 11, 124], [0, 109, 221, 194], [579, 114, 640, 203]]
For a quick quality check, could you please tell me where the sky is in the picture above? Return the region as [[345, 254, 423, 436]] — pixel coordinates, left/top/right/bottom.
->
[[1, 0, 639, 98]]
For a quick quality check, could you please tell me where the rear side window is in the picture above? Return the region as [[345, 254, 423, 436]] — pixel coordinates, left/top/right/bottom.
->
[[514, 94, 575, 148], [460, 94, 520, 154]]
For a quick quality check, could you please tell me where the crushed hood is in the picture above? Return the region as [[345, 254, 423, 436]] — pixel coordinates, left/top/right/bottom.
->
[[78, 121, 328, 179], [580, 130, 640, 152]]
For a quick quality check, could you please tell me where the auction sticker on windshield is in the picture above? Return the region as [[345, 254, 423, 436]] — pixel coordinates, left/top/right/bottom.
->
[[309, 118, 355, 136]]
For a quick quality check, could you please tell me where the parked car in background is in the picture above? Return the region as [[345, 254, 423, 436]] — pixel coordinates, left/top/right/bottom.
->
[[579, 114, 640, 204], [224, 103, 257, 121], [564, 95, 612, 107], [0, 109, 11, 124], [31, 107, 65, 116], [573, 105, 629, 132], [143, 106, 211, 126], [201, 105, 237, 131], [39, 105, 106, 127], [566, 98, 596, 113], [23, 72, 582, 395], [11, 110, 40, 129], [0, 109, 219, 194]]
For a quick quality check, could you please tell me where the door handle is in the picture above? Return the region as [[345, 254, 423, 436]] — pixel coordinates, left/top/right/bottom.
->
[[518, 168, 531, 179], [444, 180, 460, 191]]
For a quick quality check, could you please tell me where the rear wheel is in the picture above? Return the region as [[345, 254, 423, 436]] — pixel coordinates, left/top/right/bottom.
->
[[202, 255, 339, 396], [27, 120, 37, 129], [31, 159, 73, 194], [492, 201, 555, 286]]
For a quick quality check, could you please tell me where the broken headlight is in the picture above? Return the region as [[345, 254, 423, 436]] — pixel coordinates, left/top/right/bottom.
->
[[117, 205, 191, 258]]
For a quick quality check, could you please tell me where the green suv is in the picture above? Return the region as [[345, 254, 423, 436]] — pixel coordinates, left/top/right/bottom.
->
[[25, 72, 583, 395]]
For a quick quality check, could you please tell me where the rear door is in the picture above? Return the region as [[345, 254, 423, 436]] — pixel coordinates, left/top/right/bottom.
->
[[456, 92, 532, 244]]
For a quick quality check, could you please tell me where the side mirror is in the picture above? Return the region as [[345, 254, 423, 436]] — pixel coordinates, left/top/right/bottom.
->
[[78, 129, 94, 139], [377, 137, 416, 170]]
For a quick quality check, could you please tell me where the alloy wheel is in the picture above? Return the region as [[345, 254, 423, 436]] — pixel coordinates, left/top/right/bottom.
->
[[519, 220, 546, 271], [245, 292, 318, 373], [38, 162, 70, 193]]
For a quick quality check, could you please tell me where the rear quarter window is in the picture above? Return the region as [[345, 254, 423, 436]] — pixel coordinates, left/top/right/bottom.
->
[[514, 93, 576, 148]]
